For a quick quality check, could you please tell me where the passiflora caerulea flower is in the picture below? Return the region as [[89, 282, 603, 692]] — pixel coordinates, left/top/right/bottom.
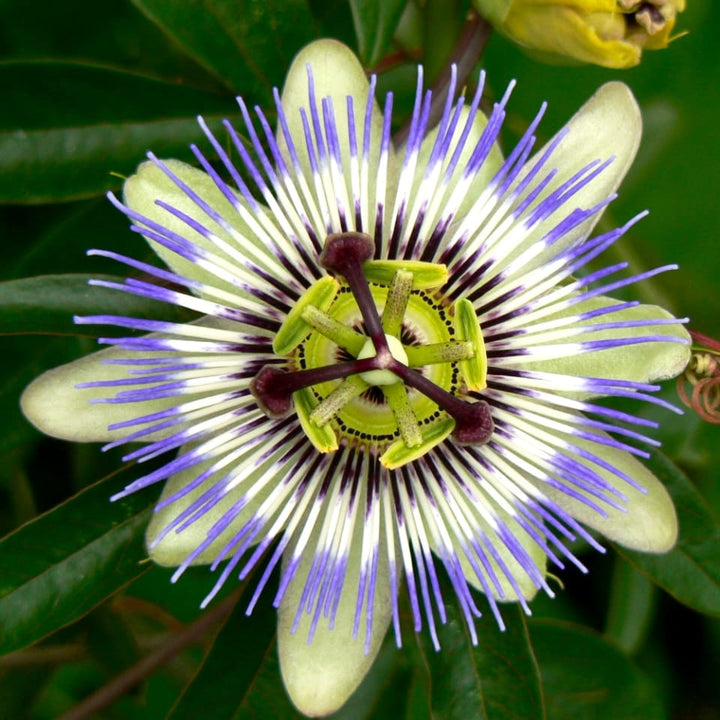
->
[[21, 40, 690, 716], [473, 0, 686, 68]]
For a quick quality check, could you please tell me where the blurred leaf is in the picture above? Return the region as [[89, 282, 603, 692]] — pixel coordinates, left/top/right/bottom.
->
[[0, 665, 55, 719], [415, 602, 544, 720], [0, 274, 188, 335], [168, 592, 277, 720], [0, 471, 154, 655], [3, 199, 142, 280], [617, 451, 720, 617], [85, 604, 142, 678], [131, 0, 315, 96], [604, 557, 656, 655], [170, 585, 415, 720], [530, 620, 664, 720], [0, 0, 219, 86], [349, 0, 408, 67], [307, 0, 357, 48], [0, 61, 235, 204]]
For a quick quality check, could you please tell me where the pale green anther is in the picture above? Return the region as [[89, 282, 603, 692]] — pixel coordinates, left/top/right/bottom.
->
[[380, 417, 456, 469], [453, 299, 488, 391], [381, 270, 414, 337], [273, 276, 340, 356], [301, 305, 366, 356], [363, 260, 448, 289], [294, 387, 339, 453], [405, 341, 475, 367], [382, 382, 422, 448], [309, 375, 368, 427]]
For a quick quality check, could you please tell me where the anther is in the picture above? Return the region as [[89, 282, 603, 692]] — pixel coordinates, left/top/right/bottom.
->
[[250, 358, 380, 417], [319, 232, 374, 276], [389, 361, 494, 444], [320, 233, 386, 347]]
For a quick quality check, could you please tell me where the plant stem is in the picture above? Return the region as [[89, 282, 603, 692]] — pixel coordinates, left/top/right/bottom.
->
[[56, 589, 242, 720]]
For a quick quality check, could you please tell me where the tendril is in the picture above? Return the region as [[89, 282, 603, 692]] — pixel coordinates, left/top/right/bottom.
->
[[677, 330, 720, 424]]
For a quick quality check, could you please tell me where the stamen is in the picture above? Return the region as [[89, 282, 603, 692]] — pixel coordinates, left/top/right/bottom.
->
[[381, 270, 414, 336], [250, 359, 378, 416], [320, 232, 386, 346], [253, 230, 494, 449], [301, 305, 366, 355], [310, 376, 368, 426], [387, 361, 494, 444], [405, 341, 475, 367], [382, 382, 423, 448]]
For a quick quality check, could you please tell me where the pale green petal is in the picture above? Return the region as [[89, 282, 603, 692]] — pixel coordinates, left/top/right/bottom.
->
[[537, 433, 678, 552], [20, 344, 179, 443], [278, 496, 392, 717], [21, 316, 246, 445], [522, 294, 691, 386], [518, 82, 641, 258], [123, 159, 265, 292], [411, 105, 505, 226], [431, 500, 547, 603], [278, 39, 396, 212], [145, 445, 278, 566]]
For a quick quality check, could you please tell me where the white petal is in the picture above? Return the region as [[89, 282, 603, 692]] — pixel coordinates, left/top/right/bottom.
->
[[145, 441, 280, 567], [537, 433, 677, 553], [20, 344, 178, 443], [407, 104, 505, 246], [518, 82, 641, 258], [520, 296, 691, 387], [458, 504, 547, 603], [278, 39, 398, 237], [123, 160, 254, 294], [278, 488, 392, 717], [278, 39, 385, 178]]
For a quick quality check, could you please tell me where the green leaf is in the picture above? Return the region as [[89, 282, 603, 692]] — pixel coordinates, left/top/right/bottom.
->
[[0, 665, 54, 720], [131, 0, 315, 95], [616, 450, 720, 616], [415, 601, 545, 720], [171, 586, 417, 719], [349, 0, 409, 66], [307, 0, 356, 48], [0, 470, 154, 655], [168, 592, 277, 720], [0, 336, 86, 463], [604, 557, 656, 655], [0, 61, 235, 203], [530, 620, 664, 720], [3, 201, 125, 280], [0, 274, 188, 335]]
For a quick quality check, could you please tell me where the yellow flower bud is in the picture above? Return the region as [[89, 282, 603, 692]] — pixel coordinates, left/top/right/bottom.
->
[[473, 0, 686, 68]]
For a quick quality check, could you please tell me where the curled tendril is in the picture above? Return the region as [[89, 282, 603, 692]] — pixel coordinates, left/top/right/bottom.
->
[[677, 331, 720, 424]]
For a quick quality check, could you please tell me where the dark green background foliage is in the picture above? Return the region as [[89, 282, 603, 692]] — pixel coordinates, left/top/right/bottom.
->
[[1, 0, 718, 718]]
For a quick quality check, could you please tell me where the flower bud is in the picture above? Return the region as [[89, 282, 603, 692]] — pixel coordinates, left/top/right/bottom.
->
[[473, 0, 686, 69]]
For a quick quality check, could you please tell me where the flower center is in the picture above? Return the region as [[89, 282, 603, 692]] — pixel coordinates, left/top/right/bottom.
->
[[357, 335, 408, 386], [250, 232, 493, 468]]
